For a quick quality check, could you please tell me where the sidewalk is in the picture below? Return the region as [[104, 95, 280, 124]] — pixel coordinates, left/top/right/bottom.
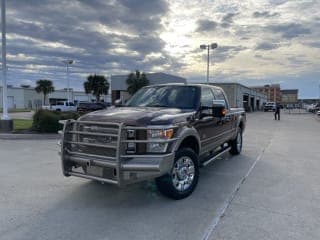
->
[[208, 114, 320, 240]]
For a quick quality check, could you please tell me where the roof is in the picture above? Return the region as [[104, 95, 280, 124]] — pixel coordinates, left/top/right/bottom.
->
[[146, 83, 223, 90], [281, 89, 298, 94]]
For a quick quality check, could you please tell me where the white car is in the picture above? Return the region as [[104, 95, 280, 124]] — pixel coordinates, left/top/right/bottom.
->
[[42, 101, 77, 112]]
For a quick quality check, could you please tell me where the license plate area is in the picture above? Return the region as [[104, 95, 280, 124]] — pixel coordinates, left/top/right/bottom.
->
[[86, 166, 103, 177]]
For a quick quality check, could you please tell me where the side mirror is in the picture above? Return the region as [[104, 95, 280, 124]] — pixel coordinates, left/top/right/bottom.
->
[[212, 100, 226, 118], [114, 99, 122, 107]]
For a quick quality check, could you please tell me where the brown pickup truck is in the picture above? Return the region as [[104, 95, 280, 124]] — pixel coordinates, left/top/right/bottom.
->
[[59, 84, 246, 199]]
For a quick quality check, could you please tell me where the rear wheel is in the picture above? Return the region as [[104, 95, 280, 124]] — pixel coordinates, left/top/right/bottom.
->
[[156, 148, 199, 200], [229, 127, 242, 155]]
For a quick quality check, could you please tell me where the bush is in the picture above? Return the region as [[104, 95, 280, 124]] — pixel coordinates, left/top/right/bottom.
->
[[32, 110, 80, 133]]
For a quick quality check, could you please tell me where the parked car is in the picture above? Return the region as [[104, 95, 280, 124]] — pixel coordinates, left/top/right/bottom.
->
[[77, 102, 107, 113], [59, 84, 246, 199], [264, 102, 276, 112], [42, 101, 77, 112]]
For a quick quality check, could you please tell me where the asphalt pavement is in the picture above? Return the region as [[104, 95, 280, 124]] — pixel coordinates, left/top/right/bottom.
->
[[0, 112, 319, 240]]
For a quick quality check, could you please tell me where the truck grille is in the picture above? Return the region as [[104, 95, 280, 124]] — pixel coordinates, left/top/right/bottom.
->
[[63, 121, 122, 161]]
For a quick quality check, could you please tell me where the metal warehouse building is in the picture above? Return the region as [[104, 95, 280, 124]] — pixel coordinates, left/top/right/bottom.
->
[[0, 86, 108, 109], [110, 72, 186, 104], [208, 82, 268, 111]]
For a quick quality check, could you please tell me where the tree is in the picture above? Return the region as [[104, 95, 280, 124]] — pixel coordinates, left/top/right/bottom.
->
[[35, 79, 55, 105], [84, 74, 109, 102], [126, 70, 149, 95]]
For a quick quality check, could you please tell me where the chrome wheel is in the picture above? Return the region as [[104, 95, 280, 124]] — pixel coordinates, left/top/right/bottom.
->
[[171, 156, 195, 192], [236, 131, 242, 152]]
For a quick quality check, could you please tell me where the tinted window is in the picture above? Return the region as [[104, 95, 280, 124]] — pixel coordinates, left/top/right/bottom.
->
[[126, 86, 200, 109], [201, 87, 215, 107], [212, 88, 228, 109]]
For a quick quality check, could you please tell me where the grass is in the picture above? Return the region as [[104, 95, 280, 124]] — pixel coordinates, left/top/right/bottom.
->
[[13, 119, 33, 131]]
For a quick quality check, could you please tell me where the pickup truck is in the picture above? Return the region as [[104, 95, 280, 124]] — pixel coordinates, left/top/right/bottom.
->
[[263, 102, 276, 112], [42, 101, 77, 112], [59, 84, 246, 199]]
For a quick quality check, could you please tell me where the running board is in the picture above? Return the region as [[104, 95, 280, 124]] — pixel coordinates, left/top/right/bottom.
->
[[201, 147, 231, 167]]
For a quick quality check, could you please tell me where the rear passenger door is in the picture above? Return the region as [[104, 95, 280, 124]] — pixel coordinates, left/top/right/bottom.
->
[[195, 87, 225, 153], [212, 88, 235, 143]]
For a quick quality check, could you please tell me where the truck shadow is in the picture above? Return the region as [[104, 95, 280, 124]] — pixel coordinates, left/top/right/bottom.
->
[[18, 152, 262, 240]]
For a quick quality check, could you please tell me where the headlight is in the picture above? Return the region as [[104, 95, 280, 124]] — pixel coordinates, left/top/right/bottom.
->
[[147, 129, 174, 139], [146, 128, 174, 153]]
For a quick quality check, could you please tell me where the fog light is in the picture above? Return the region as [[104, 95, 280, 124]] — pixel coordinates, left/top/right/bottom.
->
[[147, 143, 168, 153], [127, 142, 136, 153]]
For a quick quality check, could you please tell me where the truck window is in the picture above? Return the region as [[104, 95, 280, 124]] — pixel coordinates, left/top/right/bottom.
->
[[201, 87, 215, 107], [212, 89, 229, 109]]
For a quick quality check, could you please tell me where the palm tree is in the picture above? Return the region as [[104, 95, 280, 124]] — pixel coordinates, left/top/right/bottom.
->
[[126, 70, 149, 95], [35, 79, 55, 105], [84, 74, 109, 101]]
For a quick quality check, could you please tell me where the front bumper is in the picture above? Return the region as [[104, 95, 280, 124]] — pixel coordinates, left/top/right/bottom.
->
[[59, 120, 176, 186]]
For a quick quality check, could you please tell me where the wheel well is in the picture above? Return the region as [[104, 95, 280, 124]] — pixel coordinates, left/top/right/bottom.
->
[[178, 136, 199, 155], [239, 121, 244, 130]]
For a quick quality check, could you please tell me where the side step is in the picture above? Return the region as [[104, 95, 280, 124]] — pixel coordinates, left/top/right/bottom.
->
[[201, 147, 231, 167]]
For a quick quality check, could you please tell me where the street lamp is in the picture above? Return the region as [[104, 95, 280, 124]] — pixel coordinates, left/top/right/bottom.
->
[[62, 59, 74, 102], [0, 0, 13, 133], [200, 43, 218, 83]]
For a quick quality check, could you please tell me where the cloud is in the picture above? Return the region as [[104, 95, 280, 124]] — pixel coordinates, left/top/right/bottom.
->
[[221, 12, 239, 28], [211, 45, 247, 63], [253, 11, 280, 18], [196, 20, 218, 32], [255, 42, 280, 50], [266, 23, 311, 39]]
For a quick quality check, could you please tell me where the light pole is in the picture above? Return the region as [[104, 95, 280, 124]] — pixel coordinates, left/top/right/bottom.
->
[[62, 59, 74, 102], [0, 0, 13, 132], [200, 43, 218, 83], [1, 0, 9, 120]]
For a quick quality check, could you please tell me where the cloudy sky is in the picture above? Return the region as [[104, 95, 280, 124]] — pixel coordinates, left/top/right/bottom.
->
[[2, 0, 320, 98]]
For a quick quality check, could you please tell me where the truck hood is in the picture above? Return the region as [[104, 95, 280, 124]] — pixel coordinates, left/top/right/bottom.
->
[[78, 107, 195, 126]]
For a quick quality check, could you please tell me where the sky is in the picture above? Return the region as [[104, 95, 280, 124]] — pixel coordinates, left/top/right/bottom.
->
[[1, 0, 320, 98]]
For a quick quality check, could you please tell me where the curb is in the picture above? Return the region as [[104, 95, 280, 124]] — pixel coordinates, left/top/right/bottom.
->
[[0, 133, 60, 140]]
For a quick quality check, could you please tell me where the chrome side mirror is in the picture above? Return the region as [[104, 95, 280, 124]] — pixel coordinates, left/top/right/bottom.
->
[[212, 100, 226, 118]]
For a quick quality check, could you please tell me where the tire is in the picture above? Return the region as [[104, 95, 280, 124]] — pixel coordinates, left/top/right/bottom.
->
[[155, 148, 199, 200], [229, 127, 243, 155]]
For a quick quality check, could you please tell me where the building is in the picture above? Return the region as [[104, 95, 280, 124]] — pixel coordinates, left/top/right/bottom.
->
[[208, 82, 267, 111], [0, 86, 107, 109], [251, 84, 281, 103], [280, 89, 298, 106], [110, 72, 186, 104]]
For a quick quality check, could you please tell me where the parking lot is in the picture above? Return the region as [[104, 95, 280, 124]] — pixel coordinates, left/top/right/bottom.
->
[[0, 112, 319, 240]]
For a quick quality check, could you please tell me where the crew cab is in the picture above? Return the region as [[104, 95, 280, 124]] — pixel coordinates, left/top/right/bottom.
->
[[43, 101, 77, 112], [59, 84, 246, 199]]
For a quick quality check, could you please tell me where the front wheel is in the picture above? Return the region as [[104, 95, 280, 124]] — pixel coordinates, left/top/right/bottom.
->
[[156, 148, 199, 200], [229, 127, 243, 155]]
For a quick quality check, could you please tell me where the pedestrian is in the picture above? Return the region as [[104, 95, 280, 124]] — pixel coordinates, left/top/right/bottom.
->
[[274, 103, 280, 120]]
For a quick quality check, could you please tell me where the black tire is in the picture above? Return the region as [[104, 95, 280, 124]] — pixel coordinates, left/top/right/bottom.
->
[[155, 148, 199, 200], [229, 127, 243, 155]]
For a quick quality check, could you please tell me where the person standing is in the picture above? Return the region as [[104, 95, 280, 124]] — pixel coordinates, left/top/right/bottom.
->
[[274, 103, 281, 120]]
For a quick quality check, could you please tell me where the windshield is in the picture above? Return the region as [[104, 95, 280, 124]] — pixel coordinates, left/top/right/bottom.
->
[[125, 85, 200, 109]]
